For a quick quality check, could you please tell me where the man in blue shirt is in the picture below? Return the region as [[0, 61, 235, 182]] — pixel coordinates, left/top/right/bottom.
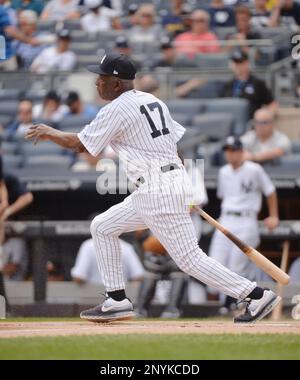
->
[[11, 0, 44, 15], [0, 5, 14, 63], [0, 4, 40, 70], [65, 91, 98, 119]]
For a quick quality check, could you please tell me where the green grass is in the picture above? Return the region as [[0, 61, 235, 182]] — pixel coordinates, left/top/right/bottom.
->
[[0, 317, 82, 322], [0, 334, 300, 360]]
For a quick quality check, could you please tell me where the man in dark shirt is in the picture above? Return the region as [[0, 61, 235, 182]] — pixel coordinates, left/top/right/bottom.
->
[[231, 6, 262, 40], [207, 0, 236, 29], [270, 0, 300, 27], [150, 37, 197, 70], [0, 155, 33, 313], [222, 50, 278, 117], [161, 0, 192, 38], [227, 5, 262, 59]]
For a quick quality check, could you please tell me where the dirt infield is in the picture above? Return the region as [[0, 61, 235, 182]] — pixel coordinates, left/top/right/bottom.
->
[[0, 320, 300, 338]]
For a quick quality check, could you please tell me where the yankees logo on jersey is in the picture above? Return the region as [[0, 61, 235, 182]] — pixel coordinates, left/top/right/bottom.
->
[[218, 161, 275, 214], [78, 90, 184, 183], [241, 180, 254, 194]]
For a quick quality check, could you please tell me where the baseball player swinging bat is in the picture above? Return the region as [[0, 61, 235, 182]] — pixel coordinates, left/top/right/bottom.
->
[[192, 205, 290, 285]]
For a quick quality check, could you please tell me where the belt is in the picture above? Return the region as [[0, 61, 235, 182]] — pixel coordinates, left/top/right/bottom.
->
[[136, 163, 180, 187], [224, 210, 257, 217]]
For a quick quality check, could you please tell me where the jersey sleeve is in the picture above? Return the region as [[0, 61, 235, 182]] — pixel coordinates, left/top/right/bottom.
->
[[171, 119, 186, 142], [78, 104, 122, 156], [256, 165, 275, 197]]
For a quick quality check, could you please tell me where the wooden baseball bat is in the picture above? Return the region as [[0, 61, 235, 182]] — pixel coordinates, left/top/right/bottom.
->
[[193, 206, 290, 285]]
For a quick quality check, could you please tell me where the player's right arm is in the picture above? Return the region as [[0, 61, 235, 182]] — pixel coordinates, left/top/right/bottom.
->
[[25, 124, 87, 153], [27, 103, 122, 155]]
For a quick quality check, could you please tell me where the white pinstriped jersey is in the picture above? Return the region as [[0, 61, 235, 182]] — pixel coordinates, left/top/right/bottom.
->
[[78, 90, 185, 182], [217, 161, 275, 214]]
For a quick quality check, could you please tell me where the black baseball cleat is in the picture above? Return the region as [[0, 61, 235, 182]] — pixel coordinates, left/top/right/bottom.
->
[[234, 289, 281, 323], [80, 297, 135, 323]]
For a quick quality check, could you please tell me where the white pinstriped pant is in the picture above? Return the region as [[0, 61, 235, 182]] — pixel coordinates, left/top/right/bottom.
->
[[90, 168, 256, 301]]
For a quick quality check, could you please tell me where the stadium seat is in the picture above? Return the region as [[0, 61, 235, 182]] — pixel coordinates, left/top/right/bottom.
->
[[129, 41, 160, 57], [196, 53, 230, 69], [24, 89, 48, 102], [71, 30, 96, 43], [279, 155, 300, 169], [0, 101, 19, 117], [181, 81, 225, 99], [171, 113, 193, 126], [70, 42, 99, 56], [36, 20, 56, 33], [21, 142, 65, 157], [58, 115, 94, 130], [1, 141, 19, 155], [205, 98, 250, 135], [25, 155, 73, 169], [257, 27, 292, 40], [214, 27, 236, 40], [291, 140, 300, 154], [0, 114, 13, 128], [32, 119, 59, 129], [96, 31, 124, 51], [0, 77, 30, 92], [76, 55, 100, 69], [195, 0, 213, 7], [3, 154, 23, 169], [0, 89, 21, 101], [63, 19, 82, 31], [192, 113, 235, 141], [166, 99, 205, 118], [178, 126, 206, 159]]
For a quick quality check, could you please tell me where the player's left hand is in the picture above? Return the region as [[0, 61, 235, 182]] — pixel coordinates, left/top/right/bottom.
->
[[25, 124, 54, 144], [264, 216, 279, 231]]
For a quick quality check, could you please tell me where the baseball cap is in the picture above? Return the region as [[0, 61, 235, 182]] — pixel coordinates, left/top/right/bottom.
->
[[65, 91, 79, 105], [128, 3, 138, 15], [230, 49, 248, 63], [57, 28, 71, 40], [115, 36, 129, 49], [222, 136, 243, 151], [160, 36, 173, 50], [87, 53, 137, 80], [85, 0, 102, 9]]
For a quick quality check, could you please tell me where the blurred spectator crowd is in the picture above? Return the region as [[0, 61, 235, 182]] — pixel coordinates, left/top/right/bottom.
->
[[0, 0, 299, 71], [0, 0, 299, 172]]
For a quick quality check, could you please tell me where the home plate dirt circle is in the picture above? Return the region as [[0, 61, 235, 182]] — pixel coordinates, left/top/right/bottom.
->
[[0, 320, 300, 338]]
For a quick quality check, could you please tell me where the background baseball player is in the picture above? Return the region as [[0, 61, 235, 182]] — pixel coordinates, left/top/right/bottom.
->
[[26, 52, 280, 324], [208, 136, 279, 314]]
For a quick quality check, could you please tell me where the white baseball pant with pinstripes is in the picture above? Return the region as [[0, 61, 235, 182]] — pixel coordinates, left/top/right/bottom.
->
[[90, 167, 256, 301]]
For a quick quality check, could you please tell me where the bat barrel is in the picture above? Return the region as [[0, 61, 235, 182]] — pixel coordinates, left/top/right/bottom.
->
[[193, 206, 290, 286]]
